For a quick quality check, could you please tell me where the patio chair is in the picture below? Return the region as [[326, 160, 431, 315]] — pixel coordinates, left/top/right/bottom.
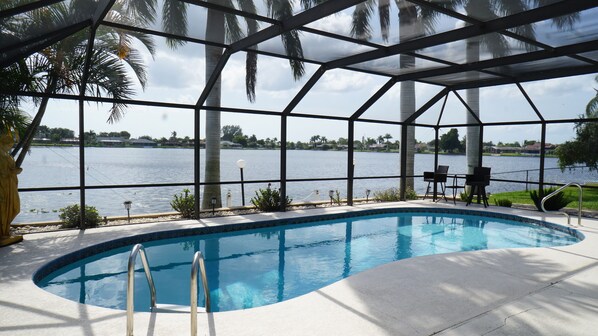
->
[[423, 165, 449, 201], [465, 167, 491, 207]]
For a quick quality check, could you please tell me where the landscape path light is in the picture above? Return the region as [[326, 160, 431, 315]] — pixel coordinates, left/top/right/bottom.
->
[[329, 190, 334, 205], [123, 200, 132, 223], [236, 159, 246, 206], [211, 197, 217, 216], [366, 189, 371, 203]]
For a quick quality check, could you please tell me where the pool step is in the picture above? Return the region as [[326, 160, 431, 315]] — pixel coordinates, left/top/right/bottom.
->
[[153, 304, 206, 314]]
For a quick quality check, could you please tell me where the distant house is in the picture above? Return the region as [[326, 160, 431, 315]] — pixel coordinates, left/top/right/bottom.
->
[[60, 138, 79, 145], [221, 140, 242, 148], [32, 137, 52, 145], [129, 138, 157, 148], [522, 143, 557, 154], [488, 146, 521, 154], [96, 136, 126, 147], [369, 143, 387, 151]]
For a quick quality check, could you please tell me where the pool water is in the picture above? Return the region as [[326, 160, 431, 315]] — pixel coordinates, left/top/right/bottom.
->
[[36, 212, 580, 312]]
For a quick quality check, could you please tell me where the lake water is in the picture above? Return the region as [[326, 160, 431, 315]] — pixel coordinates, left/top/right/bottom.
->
[[16, 147, 596, 223]]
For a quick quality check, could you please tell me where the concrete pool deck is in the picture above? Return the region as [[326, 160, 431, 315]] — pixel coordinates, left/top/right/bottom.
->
[[1, 201, 598, 336]]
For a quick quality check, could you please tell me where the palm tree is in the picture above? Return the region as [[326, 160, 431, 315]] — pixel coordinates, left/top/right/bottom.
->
[[6, 0, 156, 168], [351, 1, 456, 190], [159, 0, 311, 209]]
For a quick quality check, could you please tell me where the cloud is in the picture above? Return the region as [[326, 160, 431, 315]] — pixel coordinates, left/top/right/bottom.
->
[[318, 69, 374, 92], [306, 11, 353, 35], [148, 49, 204, 90]]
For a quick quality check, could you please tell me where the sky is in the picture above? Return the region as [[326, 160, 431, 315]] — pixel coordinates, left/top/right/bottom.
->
[[29, 2, 598, 145]]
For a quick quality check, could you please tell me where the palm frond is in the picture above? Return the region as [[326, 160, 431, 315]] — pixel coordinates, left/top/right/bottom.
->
[[269, 0, 305, 80], [125, 48, 149, 90], [245, 51, 257, 102], [281, 30, 305, 80], [120, 0, 157, 27], [84, 49, 135, 123], [350, 1, 375, 40], [379, 0, 390, 41], [237, 0, 259, 102], [163, 0, 188, 48], [586, 92, 598, 118]]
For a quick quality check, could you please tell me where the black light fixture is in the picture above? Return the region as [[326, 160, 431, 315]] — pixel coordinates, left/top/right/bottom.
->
[[366, 189, 371, 202], [236, 159, 246, 206], [123, 200, 132, 223], [211, 197, 217, 215], [329, 190, 334, 205]]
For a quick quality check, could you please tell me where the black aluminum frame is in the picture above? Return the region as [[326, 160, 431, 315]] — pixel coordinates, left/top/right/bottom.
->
[[3, 0, 598, 223]]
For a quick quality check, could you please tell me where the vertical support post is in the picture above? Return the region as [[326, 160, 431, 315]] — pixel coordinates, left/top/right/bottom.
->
[[194, 108, 201, 219], [433, 127, 439, 201], [478, 125, 484, 168], [347, 120, 354, 206], [78, 99, 86, 230], [400, 124, 408, 201], [539, 122, 547, 197], [239, 168, 245, 206], [280, 114, 287, 212]]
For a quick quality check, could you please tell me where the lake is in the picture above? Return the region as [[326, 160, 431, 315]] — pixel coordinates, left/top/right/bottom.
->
[[15, 147, 596, 223]]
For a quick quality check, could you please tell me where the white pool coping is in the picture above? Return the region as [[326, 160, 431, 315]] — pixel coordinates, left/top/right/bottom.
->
[[2, 200, 598, 336]]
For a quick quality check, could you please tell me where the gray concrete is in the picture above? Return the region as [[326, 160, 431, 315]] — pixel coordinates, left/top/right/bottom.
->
[[1, 201, 598, 336]]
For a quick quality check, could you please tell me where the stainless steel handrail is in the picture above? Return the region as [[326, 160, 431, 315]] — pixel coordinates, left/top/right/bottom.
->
[[541, 182, 583, 226], [127, 244, 157, 336], [191, 251, 211, 336]]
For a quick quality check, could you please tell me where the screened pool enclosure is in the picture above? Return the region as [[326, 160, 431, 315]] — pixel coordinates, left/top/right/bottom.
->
[[2, 0, 598, 224]]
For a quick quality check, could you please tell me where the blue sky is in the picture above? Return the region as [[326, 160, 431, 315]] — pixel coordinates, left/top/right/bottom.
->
[[31, 2, 598, 145]]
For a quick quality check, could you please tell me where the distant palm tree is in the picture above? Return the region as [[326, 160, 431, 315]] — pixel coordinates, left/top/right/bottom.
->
[[351, 1, 457, 190], [159, 0, 312, 209], [6, 0, 155, 167]]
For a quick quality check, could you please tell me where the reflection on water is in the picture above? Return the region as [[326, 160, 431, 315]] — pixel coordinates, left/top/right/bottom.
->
[[17, 147, 597, 222], [37, 213, 579, 312]]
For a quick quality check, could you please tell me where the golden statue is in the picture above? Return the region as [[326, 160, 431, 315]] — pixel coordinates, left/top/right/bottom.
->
[[0, 131, 23, 247]]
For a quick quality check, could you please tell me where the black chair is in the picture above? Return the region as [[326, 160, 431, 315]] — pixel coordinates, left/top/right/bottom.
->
[[423, 165, 449, 201], [465, 167, 491, 207]]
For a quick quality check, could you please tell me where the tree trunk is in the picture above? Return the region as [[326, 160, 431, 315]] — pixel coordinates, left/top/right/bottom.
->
[[465, 37, 481, 175], [12, 77, 58, 168], [399, 2, 418, 190], [201, 8, 224, 209]]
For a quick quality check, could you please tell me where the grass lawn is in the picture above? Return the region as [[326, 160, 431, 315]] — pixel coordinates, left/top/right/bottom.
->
[[490, 184, 598, 211]]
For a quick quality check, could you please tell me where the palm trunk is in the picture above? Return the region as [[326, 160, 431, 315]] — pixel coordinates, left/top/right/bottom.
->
[[201, 8, 224, 209], [465, 37, 480, 175], [399, 3, 418, 190], [12, 77, 58, 168]]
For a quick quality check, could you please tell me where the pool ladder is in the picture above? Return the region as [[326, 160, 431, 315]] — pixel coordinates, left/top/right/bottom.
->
[[126, 244, 211, 336], [541, 182, 583, 226], [127, 244, 156, 336]]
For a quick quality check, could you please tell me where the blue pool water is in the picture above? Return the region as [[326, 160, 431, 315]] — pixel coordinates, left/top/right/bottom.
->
[[36, 211, 581, 312]]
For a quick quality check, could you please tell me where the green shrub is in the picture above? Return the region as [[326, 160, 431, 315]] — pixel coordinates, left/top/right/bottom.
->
[[251, 187, 292, 212], [171, 189, 195, 218], [493, 198, 512, 207], [59, 204, 102, 229], [373, 187, 417, 201], [374, 188, 401, 202], [404, 188, 418, 200], [330, 190, 342, 205], [530, 188, 571, 211]]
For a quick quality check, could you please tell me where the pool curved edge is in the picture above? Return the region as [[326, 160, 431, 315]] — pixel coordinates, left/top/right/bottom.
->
[[3, 202, 598, 336], [32, 206, 585, 286]]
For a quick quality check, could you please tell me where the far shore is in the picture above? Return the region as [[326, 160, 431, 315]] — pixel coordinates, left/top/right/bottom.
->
[[29, 144, 557, 157]]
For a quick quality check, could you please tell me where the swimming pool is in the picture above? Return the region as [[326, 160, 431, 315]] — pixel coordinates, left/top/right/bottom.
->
[[35, 209, 582, 313]]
